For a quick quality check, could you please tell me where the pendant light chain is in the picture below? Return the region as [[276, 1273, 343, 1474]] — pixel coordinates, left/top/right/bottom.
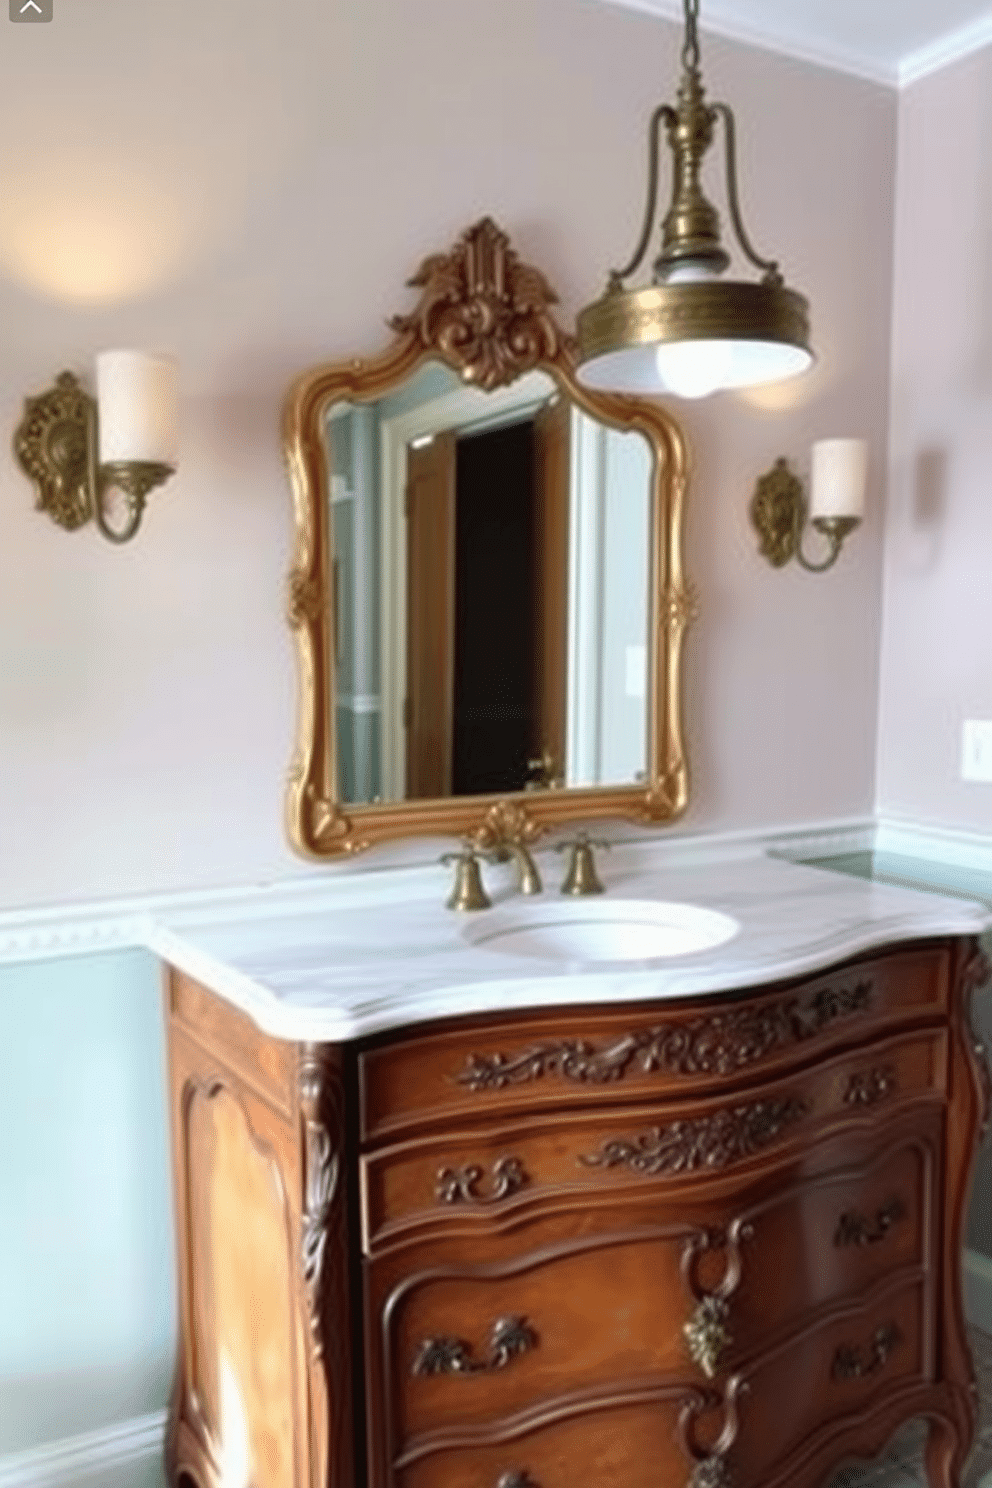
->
[[681, 0, 701, 73]]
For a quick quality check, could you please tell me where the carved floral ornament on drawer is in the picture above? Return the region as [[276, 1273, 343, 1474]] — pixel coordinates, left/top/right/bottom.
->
[[455, 979, 872, 1090], [435, 1156, 530, 1206], [578, 1096, 810, 1176]]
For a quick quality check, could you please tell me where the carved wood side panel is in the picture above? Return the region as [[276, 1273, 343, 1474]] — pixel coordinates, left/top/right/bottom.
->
[[298, 1043, 353, 1488]]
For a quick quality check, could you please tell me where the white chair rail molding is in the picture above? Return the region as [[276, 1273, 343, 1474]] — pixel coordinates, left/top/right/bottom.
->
[[13, 350, 178, 544]]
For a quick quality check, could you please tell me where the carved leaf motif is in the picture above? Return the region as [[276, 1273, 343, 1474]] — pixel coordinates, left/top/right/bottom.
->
[[579, 1098, 809, 1176], [843, 1065, 898, 1107], [832, 1323, 901, 1381], [435, 1156, 529, 1206], [834, 1197, 906, 1248], [389, 218, 568, 391], [287, 569, 322, 627], [412, 1315, 536, 1376], [472, 798, 543, 849], [665, 582, 700, 630], [299, 1054, 340, 1358], [456, 982, 872, 1090]]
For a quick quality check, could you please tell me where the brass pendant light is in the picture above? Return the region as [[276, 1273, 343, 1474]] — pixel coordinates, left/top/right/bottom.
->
[[577, 0, 814, 399]]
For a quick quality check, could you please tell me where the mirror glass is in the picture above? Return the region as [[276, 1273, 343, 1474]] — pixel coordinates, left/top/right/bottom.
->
[[326, 361, 652, 806]]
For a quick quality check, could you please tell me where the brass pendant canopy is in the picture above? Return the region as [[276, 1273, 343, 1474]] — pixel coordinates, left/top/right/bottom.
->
[[577, 0, 813, 399]]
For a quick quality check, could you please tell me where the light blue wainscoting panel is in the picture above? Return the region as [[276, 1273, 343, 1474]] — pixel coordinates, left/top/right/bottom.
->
[[0, 948, 174, 1482]]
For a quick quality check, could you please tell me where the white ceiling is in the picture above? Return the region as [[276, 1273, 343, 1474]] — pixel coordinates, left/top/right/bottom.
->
[[600, 0, 992, 86]]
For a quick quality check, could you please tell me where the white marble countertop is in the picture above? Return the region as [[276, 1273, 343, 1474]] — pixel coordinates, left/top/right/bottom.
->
[[145, 839, 991, 1043]]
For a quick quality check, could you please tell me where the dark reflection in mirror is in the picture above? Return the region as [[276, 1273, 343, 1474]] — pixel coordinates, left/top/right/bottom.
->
[[326, 361, 651, 806]]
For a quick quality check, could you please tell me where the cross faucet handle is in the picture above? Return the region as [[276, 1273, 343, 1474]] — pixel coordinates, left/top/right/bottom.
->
[[555, 832, 610, 896]]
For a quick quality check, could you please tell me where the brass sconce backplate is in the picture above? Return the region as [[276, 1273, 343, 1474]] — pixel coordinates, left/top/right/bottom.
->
[[750, 457, 802, 567], [14, 371, 96, 533], [14, 370, 174, 542]]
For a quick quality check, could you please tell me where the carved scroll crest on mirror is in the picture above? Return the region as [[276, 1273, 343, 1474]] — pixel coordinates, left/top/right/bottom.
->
[[283, 217, 693, 858]]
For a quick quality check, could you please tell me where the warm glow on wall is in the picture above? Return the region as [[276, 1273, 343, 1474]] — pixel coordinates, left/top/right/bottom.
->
[[0, 151, 203, 303]]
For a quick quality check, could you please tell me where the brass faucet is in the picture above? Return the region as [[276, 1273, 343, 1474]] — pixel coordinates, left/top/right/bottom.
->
[[557, 833, 608, 895], [493, 841, 543, 896], [441, 846, 492, 911]]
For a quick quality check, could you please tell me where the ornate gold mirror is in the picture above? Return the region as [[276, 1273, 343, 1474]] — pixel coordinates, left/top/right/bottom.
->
[[284, 219, 693, 858]]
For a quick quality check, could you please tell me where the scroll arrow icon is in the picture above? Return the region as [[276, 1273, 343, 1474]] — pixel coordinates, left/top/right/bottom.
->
[[20, 2, 42, 11]]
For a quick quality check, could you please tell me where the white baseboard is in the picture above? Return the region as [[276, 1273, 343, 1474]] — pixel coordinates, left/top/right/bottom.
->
[[966, 1246, 992, 1338], [0, 1411, 166, 1488]]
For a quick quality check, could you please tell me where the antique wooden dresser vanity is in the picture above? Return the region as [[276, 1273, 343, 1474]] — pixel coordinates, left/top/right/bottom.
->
[[161, 221, 990, 1488], [162, 923, 991, 1488]]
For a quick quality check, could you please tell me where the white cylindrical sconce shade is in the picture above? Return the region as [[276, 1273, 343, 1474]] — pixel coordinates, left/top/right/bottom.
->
[[809, 438, 867, 520], [96, 350, 178, 466]]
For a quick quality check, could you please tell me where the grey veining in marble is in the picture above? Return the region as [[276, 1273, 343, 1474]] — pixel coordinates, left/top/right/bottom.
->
[[146, 841, 990, 1042]]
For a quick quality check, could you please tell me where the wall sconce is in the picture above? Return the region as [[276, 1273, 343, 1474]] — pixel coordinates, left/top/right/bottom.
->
[[14, 351, 178, 544], [750, 439, 867, 573]]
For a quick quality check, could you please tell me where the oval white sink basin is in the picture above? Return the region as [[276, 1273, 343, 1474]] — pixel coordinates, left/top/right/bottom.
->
[[462, 899, 738, 965]]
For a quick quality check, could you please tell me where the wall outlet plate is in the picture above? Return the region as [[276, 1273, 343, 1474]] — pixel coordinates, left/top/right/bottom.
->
[[962, 720, 992, 782]]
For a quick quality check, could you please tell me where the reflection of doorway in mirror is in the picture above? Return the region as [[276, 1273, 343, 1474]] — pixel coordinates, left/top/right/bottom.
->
[[566, 416, 651, 788], [327, 364, 651, 806], [403, 410, 569, 800]]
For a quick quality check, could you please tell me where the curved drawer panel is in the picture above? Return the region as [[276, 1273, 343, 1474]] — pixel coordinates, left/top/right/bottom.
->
[[366, 1130, 938, 1445], [361, 1029, 945, 1250], [390, 1387, 707, 1488], [358, 945, 951, 1139], [730, 1274, 931, 1487]]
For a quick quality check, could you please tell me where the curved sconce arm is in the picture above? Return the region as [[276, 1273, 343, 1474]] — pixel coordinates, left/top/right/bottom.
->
[[13, 353, 178, 545], [750, 442, 867, 575]]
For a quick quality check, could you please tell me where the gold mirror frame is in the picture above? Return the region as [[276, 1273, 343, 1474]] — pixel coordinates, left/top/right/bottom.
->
[[283, 218, 694, 858]]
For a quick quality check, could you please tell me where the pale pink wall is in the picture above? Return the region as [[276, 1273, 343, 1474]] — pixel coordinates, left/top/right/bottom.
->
[[877, 44, 992, 829], [0, 0, 897, 906]]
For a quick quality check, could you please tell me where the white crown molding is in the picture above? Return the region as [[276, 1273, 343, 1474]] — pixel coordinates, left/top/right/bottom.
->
[[591, 0, 898, 86], [0, 1411, 166, 1488], [594, 0, 992, 90], [898, 15, 992, 87]]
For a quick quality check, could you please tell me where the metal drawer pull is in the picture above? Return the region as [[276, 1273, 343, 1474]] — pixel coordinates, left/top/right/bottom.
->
[[681, 1221, 753, 1378], [496, 1474, 540, 1488], [832, 1322, 901, 1381], [412, 1315, 536, 1376], [684, 1295, 732, 1379], [435, 1156, 529, 1206], [834, 1197, 906, 1248]]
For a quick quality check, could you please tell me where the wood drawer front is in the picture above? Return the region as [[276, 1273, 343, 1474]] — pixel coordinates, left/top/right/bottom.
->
[[366, 1132, 936, 1443], [359, 945, 950, 1139], [361, 1028, 945, 1250], [383, 1277, 928, 1488], [731, 1274, 930, 1488], [390, 1392, 704, 1488]]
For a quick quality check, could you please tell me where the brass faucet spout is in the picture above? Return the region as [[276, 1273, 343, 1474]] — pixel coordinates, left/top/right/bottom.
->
[[498, 842, 543, 896]]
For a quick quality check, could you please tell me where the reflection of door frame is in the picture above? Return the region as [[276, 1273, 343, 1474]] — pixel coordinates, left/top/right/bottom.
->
[[379, 371, 552, 800]]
